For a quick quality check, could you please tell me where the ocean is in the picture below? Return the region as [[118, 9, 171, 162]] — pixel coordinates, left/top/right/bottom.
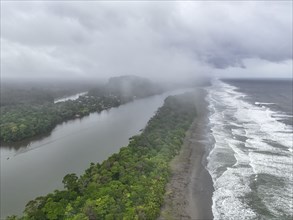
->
[[206, 79, 293, 219]]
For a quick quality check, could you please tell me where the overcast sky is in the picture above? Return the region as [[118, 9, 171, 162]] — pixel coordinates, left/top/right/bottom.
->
[[1, 1, 292, 80]]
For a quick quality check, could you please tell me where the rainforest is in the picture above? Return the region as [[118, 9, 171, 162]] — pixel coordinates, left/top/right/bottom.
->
[[6, 92, 197, 220]]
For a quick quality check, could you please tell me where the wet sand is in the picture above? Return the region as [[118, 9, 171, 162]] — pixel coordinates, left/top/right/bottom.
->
[[159, 89, 214, 220]]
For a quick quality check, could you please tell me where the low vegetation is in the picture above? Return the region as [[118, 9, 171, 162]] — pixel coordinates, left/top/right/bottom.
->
[[7, 92, 197, 220]]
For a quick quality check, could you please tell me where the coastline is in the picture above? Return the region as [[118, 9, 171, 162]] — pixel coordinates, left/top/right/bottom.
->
[[159, 89, 214, 220]]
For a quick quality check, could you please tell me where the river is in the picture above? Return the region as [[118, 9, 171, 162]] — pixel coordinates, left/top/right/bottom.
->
[[0, 88, 192, 218], [54, 92, 88, 103]]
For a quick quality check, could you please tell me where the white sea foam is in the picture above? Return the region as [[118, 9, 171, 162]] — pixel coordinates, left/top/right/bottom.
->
[[255, 102, 275, 105], [272, 113, 293, 120], [206, 79, 293, 219]]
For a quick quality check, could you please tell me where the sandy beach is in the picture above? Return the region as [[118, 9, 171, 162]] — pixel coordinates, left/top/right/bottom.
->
[[159, 89, 214, 220]]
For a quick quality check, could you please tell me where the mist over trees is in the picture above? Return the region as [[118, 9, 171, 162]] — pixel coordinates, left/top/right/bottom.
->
[[7, 92, 197, 220], [0, 76, 164, 143]]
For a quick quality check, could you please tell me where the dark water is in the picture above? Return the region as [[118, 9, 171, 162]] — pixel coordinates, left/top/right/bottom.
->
[[0, 88, 192, 218], [224, 79, 293, 125], [206, 79, 292, 219]]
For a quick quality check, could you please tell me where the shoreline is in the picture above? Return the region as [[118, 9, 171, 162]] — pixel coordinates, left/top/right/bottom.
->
[[159, 89, 214, 220]]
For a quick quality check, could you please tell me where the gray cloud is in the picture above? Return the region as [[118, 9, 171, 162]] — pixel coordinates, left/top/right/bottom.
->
[[1, 1, 292, 80]]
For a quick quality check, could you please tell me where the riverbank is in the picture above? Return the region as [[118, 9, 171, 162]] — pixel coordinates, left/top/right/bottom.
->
[[5, 92, 197, 219], [0, 75, 162, 143], [159, 89, 214, 220]]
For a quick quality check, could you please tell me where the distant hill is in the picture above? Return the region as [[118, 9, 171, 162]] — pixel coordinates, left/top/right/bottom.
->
[[107, 75, 162, 98], [89, 75, 163, 99]]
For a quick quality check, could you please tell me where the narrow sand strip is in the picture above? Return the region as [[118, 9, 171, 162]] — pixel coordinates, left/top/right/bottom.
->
[[159, 89, 214, 220]]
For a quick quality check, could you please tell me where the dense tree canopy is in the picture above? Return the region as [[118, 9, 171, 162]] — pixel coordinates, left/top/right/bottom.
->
[[0, 95, 122, 142], [0, 76, 163, 143], [7, 92, 197, 220]]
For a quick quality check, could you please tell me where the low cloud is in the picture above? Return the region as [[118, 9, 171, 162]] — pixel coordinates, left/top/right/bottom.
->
[[1, 1, 292, 80]]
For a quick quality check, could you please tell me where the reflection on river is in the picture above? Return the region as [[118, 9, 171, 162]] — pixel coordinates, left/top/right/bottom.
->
[[0, 88, 192, 218]]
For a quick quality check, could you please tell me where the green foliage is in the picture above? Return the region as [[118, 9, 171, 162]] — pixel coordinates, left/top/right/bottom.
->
[[8, 92, 197, 220], [0, 95, 122, 142], [63, 174, 79, 192], [0, 76, 162, 143]]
